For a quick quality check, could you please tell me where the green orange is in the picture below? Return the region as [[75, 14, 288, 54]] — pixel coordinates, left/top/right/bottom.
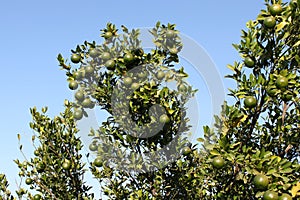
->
[[71, 54, 81, 63], [89, 48, 99, 58], [124, 53, 134, 63], [269, 4, 283, 16], [25, 178, 33, 185], [263, 191, 278, 200], [105, 60, 116, 70], [264, 16, 276, 28], [253, 174, 269, 190], [212, 156, 225, 169], [94, 157, 103, 167], [33, 194, 42, 200], [279, 194, 292, 200], [73, 109, 83, 120], [276, 76, 288, 89], [244, 57, 255, 67], [62, 160, 71, 170], [68, 81, 78, 90], [244, 96, 257, 108]]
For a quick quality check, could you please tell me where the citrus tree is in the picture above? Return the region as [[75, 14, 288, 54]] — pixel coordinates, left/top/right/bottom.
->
[[194, 0, 300, 199], [1, 0, 300, 199], [0, 102, 94, 200], [57, 21, 197, 199]]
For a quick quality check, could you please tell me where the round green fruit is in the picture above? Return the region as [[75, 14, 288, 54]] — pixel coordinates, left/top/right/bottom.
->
[[279, 194, 292, 200], [269, 4, 283, 16], [264, 16, 276, 28], [124, 53, 134, 63], [244, 96, 257, 109], [89, 143, 98, 151], [276, 76, 288, 89], [105, 60, 115, 70], [33, 194, 42, 200], [244, 57, 255, 67], [182, 146, 192, 156], [253, 174, 269, 190], [25, 178, 33, 185], [94, 157, 103, 167], [263, 191, 278, 200], [81, 98, 93, 108], [123, 77, 133, 86], [62, 160, 71, 170], [71, 54, 81, 63], [212, 156, 225, 169], [89, 48, 99, 58], [131, 82, 140, 90], [104, 31, 113, 39], [75, 91, 85, 102], [159, 114, 170, 124], [34, 149, 40, 156], [73, 71, 82, 80], [156, 71, 165, 80], [101, 52, 111, 61], [73, 109, 83, 120], [84, 65, 94, 76], [68, 81, 78, 90]]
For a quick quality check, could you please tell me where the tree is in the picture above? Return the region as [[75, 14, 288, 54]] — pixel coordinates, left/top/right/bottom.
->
[[196, 0, 300, 198], [0, 102, 93, 200], [1, 0, 300, 199], [58, 21, 197, 199]]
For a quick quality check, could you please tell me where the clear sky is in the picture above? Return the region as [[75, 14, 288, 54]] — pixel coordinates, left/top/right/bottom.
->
[[0, 0, 265, 197]]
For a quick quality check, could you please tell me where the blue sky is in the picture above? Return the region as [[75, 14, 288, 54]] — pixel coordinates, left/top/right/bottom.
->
[[0, 0, 264, 197]]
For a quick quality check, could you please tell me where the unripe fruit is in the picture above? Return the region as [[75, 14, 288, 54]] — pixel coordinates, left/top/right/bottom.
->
[[73, 109, 83, 120], [244, 96, 257, 108], [269, 4, 283, 16], [264, 16, 276, 28], [62, 160, 71, 170], [279, 193, 292, 200], [25, 178, 33, 185], [68, 81, 78, 90], [94, 157, 103, 167], [253, 174, 269, 190], [212, 156, 225, 169], [276, 76, 288, 89], [244, 57, 255, 67], [263, 190, 278, 200], [89, 48, 99, 58], [71, 54, 81, 63]]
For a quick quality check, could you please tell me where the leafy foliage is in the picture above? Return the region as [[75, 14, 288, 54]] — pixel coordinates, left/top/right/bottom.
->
[[1, 0, 300, 199]]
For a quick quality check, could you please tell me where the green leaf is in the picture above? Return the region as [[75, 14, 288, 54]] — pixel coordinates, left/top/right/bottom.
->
[[276, 21, 287, 32], [197, 138, 204, 143], [210, 149, 220, 156], [292, 40, 300, 47], [291, 182, 300, 197]]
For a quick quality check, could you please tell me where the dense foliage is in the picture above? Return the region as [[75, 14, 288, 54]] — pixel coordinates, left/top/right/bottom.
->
[[1, 0, 299, 199]]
